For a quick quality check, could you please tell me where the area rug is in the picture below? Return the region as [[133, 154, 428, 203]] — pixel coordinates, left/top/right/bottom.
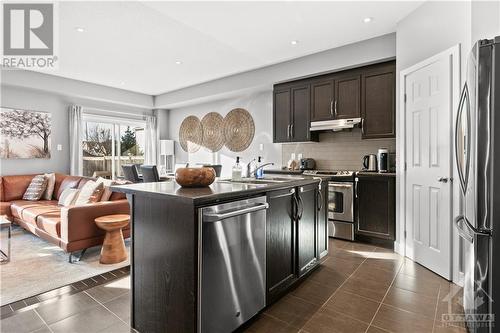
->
[[0, 226, 130, 306]]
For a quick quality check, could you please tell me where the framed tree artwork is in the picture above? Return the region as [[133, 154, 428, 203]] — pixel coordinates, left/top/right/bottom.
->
[[0, 108, 52, 159]]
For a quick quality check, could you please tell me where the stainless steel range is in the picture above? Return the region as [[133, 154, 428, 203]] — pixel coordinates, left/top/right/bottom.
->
[[303, 170, 355, 240]]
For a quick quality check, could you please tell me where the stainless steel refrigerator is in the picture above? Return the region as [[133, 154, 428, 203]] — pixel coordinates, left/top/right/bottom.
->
[[455, 36, 500, 332]]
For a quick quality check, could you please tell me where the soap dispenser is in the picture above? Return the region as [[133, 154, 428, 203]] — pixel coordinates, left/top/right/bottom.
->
[[255, 156, 264, 179], [232, 156, 242, 181]]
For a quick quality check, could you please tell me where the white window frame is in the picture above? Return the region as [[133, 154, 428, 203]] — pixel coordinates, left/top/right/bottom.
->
[[82, 113, 146, 179]]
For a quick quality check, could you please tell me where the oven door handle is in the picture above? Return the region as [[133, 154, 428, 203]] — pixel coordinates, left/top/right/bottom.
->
[[329, 184, 353, 189]]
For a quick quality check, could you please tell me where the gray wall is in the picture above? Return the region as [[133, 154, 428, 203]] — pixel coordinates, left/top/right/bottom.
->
[[1, 71, 153, 176], [168, 91, 280, 178], [282, 130, 395, 171], [1, 86, 72, 175]]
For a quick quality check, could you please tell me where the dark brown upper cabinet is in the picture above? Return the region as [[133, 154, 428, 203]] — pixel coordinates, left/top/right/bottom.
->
[[311, 79, 335, 122], [334, 74, 361, 119], [273, 60, 395, 143], [361, 63, 396, 139], [273, 88, 292, 143], [273, 83, 318, 143]]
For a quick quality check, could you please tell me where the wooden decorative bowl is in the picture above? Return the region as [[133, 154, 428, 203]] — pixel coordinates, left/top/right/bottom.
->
[[175, 167, 216, 187]]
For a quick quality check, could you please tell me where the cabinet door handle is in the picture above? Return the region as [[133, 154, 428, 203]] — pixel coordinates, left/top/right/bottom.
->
[[290, 124, 294, 138], [361, 119, 365, 136], [355, 178, 359, 198], [297, 194, 304, 220], [334, 100, 338, 118], [330, 100, 334, 116], [292, 193, 300, 221], [287, 124, 291, 138], [316, 188, 323, 211]]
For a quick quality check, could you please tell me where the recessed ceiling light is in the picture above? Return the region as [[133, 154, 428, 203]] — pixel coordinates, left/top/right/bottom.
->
[[290, 40, 298, 45], [175, 61, 182, 65], [75, 27, 85, 32], [120, 81, 125, 86], [363, 17, 373, 23]]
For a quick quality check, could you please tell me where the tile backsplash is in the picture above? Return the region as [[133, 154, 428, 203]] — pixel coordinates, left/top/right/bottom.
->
[[282, 128, 396, 170]]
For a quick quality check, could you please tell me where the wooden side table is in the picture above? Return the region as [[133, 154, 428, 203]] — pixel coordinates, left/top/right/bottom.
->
[[95, 214, 129, 264]]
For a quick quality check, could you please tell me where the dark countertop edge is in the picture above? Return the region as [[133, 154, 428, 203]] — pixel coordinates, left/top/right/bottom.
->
[[356, 171, 396, 177], [111, 178, 321, 207]]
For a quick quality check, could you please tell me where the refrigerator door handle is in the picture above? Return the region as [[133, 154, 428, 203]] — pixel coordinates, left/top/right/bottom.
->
[[455, 83, 471, 193], [454, 215, 474, 243], [455, 215, 490, 243]]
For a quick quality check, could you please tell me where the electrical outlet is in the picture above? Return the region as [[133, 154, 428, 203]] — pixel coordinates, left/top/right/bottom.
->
[[57, 144, 62, 151], [259, 143, 264, 151]]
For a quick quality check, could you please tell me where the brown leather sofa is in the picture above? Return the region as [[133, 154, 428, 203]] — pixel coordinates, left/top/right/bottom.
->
[[0, 173, 130, 260]]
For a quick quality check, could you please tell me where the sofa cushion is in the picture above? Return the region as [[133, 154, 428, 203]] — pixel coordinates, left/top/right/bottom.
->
[[10, 200, 58, 220], [36, 211, 61, 237], [22, 205, 60, 226], [55, 176, 82, 200], [0, 202, 11, 217], [3, 175, 36, 202]]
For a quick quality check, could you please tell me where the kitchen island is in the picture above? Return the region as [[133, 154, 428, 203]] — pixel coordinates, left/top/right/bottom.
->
[[112, 176, 328, 333]]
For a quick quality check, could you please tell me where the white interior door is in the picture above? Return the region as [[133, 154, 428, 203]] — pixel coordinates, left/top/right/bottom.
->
[[404, 54, 453, 279]]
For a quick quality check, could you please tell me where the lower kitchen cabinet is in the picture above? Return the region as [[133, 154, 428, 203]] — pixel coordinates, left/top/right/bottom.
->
[[297, 183, 318, 277], [266, 188, 297, 304], [266, 181, 326, 304], [355, 174, 396, 246]]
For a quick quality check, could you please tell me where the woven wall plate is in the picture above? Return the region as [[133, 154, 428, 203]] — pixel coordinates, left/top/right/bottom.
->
[[179, 116, 203, 153], [223, 108, 255, 152], [201, 112, 224, 152]]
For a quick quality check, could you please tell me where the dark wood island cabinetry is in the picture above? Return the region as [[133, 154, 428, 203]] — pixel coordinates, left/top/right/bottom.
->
[[112, 177, 328, 333]]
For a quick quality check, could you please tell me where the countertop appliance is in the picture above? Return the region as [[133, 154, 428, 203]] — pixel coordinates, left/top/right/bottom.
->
[[377, 149, 389, 173], [300, 158, 316, 170], [199, 196, 268, 333], [454, 37, 500, 333], [303, 170, 355, 240], [362, 154, 377, 172]]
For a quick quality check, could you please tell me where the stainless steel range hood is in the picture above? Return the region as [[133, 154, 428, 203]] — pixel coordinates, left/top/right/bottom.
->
[[310, 118, 361, 132]]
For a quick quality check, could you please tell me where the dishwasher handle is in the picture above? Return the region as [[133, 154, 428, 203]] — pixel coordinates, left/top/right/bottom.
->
[[203, 202, 269, 222]]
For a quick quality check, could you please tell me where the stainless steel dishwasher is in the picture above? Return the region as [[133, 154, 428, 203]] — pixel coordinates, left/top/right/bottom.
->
[[198, 196, 268, 333]]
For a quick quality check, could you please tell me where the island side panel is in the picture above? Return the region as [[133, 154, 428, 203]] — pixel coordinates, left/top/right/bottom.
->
[[131, 193, 197, 333]]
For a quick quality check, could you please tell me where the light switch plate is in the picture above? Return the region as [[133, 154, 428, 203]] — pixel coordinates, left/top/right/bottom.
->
[[57, 144, 62, 151], [259, 143, 264, 151]]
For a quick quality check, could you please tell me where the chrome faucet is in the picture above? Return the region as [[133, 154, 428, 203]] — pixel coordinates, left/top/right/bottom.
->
[[253, 162, 274, 178]]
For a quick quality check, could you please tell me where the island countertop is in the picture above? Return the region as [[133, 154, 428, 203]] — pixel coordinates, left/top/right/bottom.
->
[[111, 177, 322, 206]]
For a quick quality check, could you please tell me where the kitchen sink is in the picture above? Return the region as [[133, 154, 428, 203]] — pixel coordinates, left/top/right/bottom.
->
[[218, 177, 304, 186]]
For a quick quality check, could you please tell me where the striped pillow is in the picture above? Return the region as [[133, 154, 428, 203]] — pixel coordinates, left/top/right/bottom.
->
[[22, 175, 48, 201]]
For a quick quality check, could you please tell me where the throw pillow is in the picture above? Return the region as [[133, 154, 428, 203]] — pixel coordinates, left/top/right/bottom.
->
[[73, 180, 103, 206], [58, 188, 80, 207], [42, 173, 56, 200], [96, 177, 116, 201], [89, 183, 105, 203], [22, 175, 48, 201]]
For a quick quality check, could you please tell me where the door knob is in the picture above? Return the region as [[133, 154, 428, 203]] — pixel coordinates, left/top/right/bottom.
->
[[438, 177, 449, 183]]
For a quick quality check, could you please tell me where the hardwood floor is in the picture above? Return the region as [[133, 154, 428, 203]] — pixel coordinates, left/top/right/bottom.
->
[[0, 239, 466, 333]]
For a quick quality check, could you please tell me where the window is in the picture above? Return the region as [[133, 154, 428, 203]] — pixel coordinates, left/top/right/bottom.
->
[[82, 115, 145, 179]]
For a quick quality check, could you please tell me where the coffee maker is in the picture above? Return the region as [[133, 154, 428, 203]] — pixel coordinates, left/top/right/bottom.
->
[[377, 148, 389, 173]]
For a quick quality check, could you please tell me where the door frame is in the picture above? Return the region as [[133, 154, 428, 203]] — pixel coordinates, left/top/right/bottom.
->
[[397, 45, 462, 284]]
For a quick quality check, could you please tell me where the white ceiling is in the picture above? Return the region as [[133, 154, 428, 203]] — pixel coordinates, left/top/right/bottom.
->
[[45, 1, 422, 95]]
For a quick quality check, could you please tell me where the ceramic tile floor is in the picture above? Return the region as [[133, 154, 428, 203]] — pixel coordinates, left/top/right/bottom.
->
[[0, 239, 467, 333]]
